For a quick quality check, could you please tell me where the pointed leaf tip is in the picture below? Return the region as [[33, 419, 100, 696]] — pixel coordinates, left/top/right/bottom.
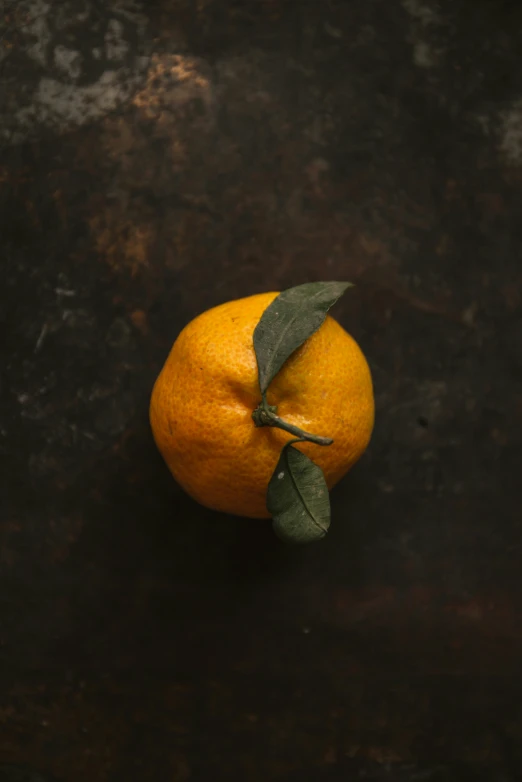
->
[[253, 281, 353, 395], [268, 442, 331, 544]]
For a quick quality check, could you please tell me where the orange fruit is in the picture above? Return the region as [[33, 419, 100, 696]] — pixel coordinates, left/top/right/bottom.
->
[[150, 291, 374, 518]]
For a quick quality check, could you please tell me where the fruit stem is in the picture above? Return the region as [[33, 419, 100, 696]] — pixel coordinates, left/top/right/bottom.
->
[[252, 396, 334, 447]]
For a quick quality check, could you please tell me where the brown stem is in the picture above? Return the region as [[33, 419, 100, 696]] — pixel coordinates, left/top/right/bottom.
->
[[251, 398, 333, 447]]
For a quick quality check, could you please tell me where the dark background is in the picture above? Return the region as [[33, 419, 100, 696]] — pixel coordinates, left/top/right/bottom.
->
[[1, 1, 522, 780]]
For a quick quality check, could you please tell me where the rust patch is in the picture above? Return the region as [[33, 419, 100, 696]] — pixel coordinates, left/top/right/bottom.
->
[[89, 209, 154, 276], [133, 53, 214, 120]]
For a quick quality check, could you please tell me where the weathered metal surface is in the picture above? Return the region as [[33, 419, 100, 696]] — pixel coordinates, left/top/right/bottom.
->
[[1, 1, 521, 780]]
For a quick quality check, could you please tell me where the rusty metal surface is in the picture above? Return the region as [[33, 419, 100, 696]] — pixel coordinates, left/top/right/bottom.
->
[[1, 1, 522, 780]]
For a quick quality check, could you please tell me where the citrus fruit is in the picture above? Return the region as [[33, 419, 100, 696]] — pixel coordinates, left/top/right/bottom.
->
[[150, 289, 374, 520]]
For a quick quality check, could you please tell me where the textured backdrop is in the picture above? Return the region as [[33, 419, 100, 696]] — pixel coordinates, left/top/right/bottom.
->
[[1, 1, 521, 780]]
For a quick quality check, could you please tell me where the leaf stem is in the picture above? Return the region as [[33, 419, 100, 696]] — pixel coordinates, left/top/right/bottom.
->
[[252, 398, 334, 447]]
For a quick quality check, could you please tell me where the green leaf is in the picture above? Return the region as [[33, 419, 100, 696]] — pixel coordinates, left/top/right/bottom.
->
[[268, 443, 331, 544], [253, 281, 353, 395]]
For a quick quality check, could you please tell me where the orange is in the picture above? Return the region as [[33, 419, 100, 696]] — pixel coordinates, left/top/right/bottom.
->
[[150, 292, 374, 518]]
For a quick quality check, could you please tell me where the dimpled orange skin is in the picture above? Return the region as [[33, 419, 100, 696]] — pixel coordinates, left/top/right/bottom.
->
[[149, 292, 374, 519]]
